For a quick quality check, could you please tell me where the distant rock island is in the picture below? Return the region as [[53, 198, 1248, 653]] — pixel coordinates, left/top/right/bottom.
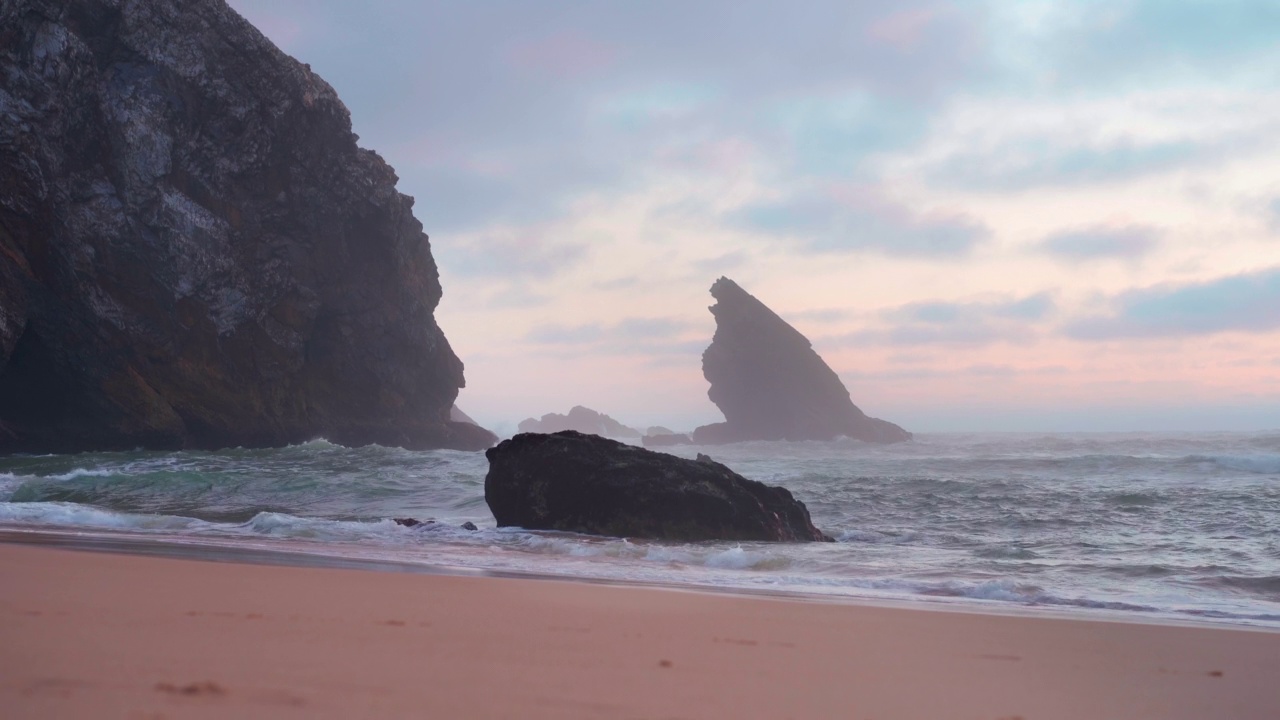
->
[[518, 406, 641, 438], [676, 278, 910, 445], [0, 0, 494, 452], [485, 431, 832, 542]]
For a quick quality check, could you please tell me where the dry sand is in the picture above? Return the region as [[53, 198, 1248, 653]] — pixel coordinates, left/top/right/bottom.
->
[[2, 542, 1278, 719]]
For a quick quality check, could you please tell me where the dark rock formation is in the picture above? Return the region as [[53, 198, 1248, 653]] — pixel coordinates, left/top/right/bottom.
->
[[0, 0, 495, 453], [518, 406, 640, 438], [692, 278, 910, 444], [484, 431, 832, 542]]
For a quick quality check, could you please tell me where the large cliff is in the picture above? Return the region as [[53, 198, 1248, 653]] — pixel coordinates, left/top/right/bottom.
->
[[692, 278, 911, 444], [0, 0, 494, 452]]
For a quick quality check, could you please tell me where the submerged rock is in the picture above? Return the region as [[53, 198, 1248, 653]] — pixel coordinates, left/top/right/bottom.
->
[[0, 0, 494, 453], [692, 278, 910, 444], [393, 518, 478, 531], [517, 406, 641, 438], [484, 431, 832, 542]]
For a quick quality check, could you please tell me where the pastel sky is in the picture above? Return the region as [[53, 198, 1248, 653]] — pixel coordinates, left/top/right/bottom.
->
[[228, 0, 1280, 434]]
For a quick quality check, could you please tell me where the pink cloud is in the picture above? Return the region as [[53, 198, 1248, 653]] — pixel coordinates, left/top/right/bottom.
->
[[507, 31, 618, 79], [866, 7, 941, 52]]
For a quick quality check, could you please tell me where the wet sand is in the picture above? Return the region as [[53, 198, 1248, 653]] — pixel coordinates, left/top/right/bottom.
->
[[2, 542, 1278, 719]]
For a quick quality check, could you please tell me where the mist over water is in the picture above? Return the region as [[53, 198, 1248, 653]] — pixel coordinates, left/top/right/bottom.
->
[[2, 432, 1278, 626]]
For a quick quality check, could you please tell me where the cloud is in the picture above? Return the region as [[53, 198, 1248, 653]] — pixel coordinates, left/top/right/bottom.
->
[[478, 284, 553, 309], [730, 186, 989, 256], [979, 0, 1280, 99], [227, 0, 983, 233], [1066, 267, 1280, 340], [839, 363, 1069, 381], [1035, 0, 1280, 88], [434, 233, 586, 279], [789, 308, 856, 323], [1269, 198, 1280, 231], [929, 136, 1212, 191], [828, 292, 1054, 347], [867, 8, 947, 52], [591, 275, 645, 291], [507, 30, 619, 80], [690, 251, 748, 276], [770, 94, 931, 179], [1036, 224, 1162, 262], [526, 316, 703, 355]]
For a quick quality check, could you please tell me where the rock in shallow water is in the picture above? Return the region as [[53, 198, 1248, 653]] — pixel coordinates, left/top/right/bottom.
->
[[484, 431, 832, 542], [0, 0, 494, 453]]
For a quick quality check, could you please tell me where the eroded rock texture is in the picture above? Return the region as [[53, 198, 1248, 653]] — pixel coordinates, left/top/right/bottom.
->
[[692, 278, 910, 444], [0, 0, 494, 452], [485, 431, 831, 542]]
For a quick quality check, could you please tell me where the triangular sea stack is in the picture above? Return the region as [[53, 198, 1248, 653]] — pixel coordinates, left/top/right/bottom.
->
[[691, 278, 910, 444]]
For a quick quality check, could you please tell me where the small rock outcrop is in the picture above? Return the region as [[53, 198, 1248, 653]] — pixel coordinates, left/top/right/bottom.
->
[[393, 518, 478, 531], [484, 431, 832, 542], [518, 406, 640, 438], [692, 278, 910, 444], [0, 0, 495, 452], [641, 432, 692, 447]]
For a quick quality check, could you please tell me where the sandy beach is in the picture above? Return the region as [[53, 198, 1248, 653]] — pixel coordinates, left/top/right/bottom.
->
[[1, 542, 1277, 719]]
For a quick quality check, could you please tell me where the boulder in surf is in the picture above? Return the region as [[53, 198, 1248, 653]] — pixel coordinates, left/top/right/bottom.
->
[[484, 431, 832, 542]]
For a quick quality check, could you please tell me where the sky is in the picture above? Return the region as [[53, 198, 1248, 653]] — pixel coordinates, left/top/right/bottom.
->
[[227, 0, 1280, 434]]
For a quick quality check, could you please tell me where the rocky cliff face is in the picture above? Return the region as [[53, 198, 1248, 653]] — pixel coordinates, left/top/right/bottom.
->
[[0, 0, 494, 452], [692, 278, 910, 444]]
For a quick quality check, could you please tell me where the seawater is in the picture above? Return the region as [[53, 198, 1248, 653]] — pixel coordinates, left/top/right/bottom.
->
[[2, 432, 1278, 627]]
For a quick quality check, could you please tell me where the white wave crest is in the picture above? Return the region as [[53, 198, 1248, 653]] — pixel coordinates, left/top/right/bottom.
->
[[504, 531, 790, 571], [0, 501, 203, 531], [240, 511, 401, 540], [704, 546, 779, 570], [1202, 454, 1280, 475], [34, 467, 119, 482], [0, 473, 26, 499]]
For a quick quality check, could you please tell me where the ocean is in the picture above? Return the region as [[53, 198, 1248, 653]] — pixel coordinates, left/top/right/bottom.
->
[[2, 431, 1278, 627]]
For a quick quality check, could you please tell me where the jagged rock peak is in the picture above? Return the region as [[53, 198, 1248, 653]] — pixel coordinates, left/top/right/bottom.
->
[[692, 277, 910, 444], [0, 0, 495, 452]]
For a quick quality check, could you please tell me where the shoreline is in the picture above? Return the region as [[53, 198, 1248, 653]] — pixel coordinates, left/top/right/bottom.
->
[[5, 525, 1280, 632], [3, 541, 1279, 719], [4, 526, 1275, 633]]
